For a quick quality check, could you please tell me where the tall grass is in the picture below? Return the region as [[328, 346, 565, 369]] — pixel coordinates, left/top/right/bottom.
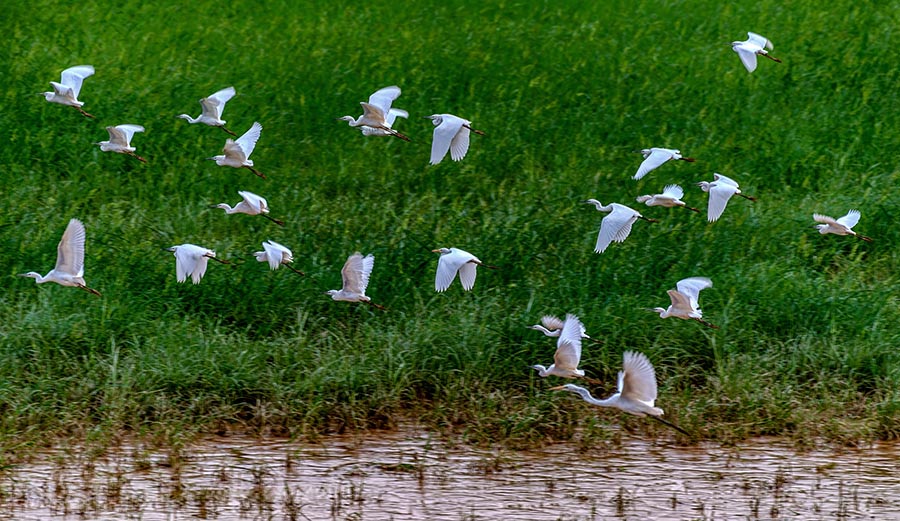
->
[[1, 0, 899, 457]]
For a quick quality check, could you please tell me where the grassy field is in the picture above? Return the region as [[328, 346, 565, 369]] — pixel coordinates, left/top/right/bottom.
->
[[1, 0, 899, 459]]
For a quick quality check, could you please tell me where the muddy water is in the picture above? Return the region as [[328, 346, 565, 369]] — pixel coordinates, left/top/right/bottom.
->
[[0, 429, 897, 520]]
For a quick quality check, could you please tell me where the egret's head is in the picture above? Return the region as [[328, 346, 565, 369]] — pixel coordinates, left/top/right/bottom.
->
[[423, 114, 442, 126], [531, 364, 548, 374], [163, 246, 177, 254], [324, 290, 338, 297], [210, 203, 230, 210], [646, 307, 667, 316], [18, 272, 40, 279], [431, 247, 451, 255], [548, 384, 579, 392], [635, 195, 651, 204], [335, 116, 354, 123], [696, 181, 710, 192], [41, 92, 54, 101]]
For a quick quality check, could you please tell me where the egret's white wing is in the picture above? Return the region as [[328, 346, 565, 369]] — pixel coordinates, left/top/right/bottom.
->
[[359, 102, 387, 125], [262, 241, 285, 270], [707, 184, 736, 222], [56, 218, 86, 277], [109, 124, 144, 147], [666, 289, 692, 314], [385, 108, 408, 127], [595, 207, 635, 253], [540, 315, 565, 331], [675, 277, 711, 308], [192, 255, 210, 284], [813, 213, 839, 226], [449, 124, 471, 162], [430, 115, 466, 165], [620, 351, 658, 404], [836, 210, 861, 229], [342, 253, 373, 295], [661, 184, 684, 199], [712, 173, 740, 187], [457, 261, 477, 291], [747, 32, 772, 50], [612, 217, 636, 243], [238, 191, 267, 213], [60, 65, 94, 99], [435, 252, 469, 292], [201, 86, 236, 119], [553, 314, 584, 370], [174, 247, 199, 284], [633, 148, 670, 180], [236, 121, 262, 158], [367, 86, 401, 115], [734, 46, 759, 73]]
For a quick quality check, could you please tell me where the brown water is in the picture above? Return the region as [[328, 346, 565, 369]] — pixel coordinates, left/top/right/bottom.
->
[[0, 428, 897, 520]]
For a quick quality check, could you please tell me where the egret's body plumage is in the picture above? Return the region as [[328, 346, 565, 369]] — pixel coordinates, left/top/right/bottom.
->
[[732, 32, 781, 73], [254, 240, 305, 275], [42, 65, 95, 118], [551, 351, 689, 436], [532, 314, 587, 379], [584, 199, 658, 254], [326, 252, 383, 308], [697, 173, 756, 222], [208, 121, 265, 178], [213, 191, 283, 225], [633, 148, 694, 180], [635, 184, 700, 212], [814, 210, 872, 242], [529, 315, 590, 339], [425, 113, 484, 165], [19, 218, 101, 297], [650, 277, 716, 329], [338, 86, 410, 141], [178, 86, 237, 136], [96, 124, 146, 163], [432, 247, 496, 292], [165, 244, 229, 284]]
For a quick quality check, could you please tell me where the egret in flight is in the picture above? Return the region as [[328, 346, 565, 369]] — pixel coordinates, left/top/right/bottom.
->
[[432, 247, 497, 292], [340, 106, 408, 137], [633, 148, 694, 180], [326, 252, 384, 309], [42, 65, 95, 118], [177, 86, 238, 136], [96, 124, 146, 163], [550, 351, 690, 436], [732, 32, 782, 73], [532, 314, 595, 381], [212, 191, 284, 226], [584, 200, 658, 254], [649, 276, 717, 329], [337, 86, 411, 141], [697, 173, 756, 222], [424, 113, 484, 165], [813, 210, 872, 242], [164, 244, 230, 284], [635, 184, 700, 213], [19, 218, 101, 297], [208, 121, 265, 178], [254, 240, 305, 276], [528, 315, 590, 339]]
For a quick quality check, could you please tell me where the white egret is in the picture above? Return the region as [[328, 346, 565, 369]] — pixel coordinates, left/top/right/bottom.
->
[[177, 86, 238, 136], [649, 277, 717, 329], [532, 314, 593, 380], [42, 65, 95, 118], [633, 148, 694, 180], [432, 247, 497, 292], [96, 124, 146, 163], [528, 315, 590, 339], [813, 210, 872, 242], [208, 121, 265, 178], [164, 244, 230, 284], [19, 218, 101, 297], [732, 32, 781, 73], [254, 240, 305, 276], [584, 200, 658, 254], [340, 106, 408, 136], [635, 184, 700, 213], [550, 351, 690, 436], [337, 86, 411, 141], [696, 173, 756, 222], [212, 190, 284, 226], [424, 113, 484, 165], [325, 252, 384, 309]]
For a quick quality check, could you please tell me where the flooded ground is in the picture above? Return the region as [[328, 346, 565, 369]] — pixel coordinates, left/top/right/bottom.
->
[[0, 427, 896, 520]]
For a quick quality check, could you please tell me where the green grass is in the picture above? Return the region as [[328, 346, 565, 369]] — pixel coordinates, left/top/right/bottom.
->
[[1, 0, 899, 459]]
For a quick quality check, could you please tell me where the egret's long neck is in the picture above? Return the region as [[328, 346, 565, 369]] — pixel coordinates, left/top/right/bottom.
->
[[177, 114, 198, 123], [532, 365, 549, 376], [529, 325, 558, 337], [215, 204, 234, 213], [20, 272, 46, 283], [576, 388, 616, 407]]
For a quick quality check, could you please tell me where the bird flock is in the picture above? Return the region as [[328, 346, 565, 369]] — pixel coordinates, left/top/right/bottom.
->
[[24, 31, 874, 439]]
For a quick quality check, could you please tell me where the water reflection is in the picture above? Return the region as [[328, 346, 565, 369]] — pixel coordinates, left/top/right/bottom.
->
[[0, 428, 896, 520]]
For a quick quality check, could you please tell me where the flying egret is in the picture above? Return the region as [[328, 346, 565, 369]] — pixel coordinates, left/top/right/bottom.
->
[[339, 106, 408, 136], [208, 121, 265, 178], [211, 191, 284, 226], [337, 86, 411, 141], [633, 148, 695, 180], [813, 210, 872, 242], [584, 200, 658, 254], [177, 86, 238, 136], [732, 32, 781, 73], [164, 244, 230, 284], [19, 218, 101, 297], [696, 173, 756, 222], [96, 124, 146, 163], [649, 277, 717, 329], [635, 184, 700, 213], [432, 247, 497, 292], [550, 351, 690, 436], [254, 240, 305, 276], [325, 252, 384, 309], [42, 65, 95, 118], [528, 315, 590, 339], [424, 113, 484, 165], [532, 314, 598, 381]]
